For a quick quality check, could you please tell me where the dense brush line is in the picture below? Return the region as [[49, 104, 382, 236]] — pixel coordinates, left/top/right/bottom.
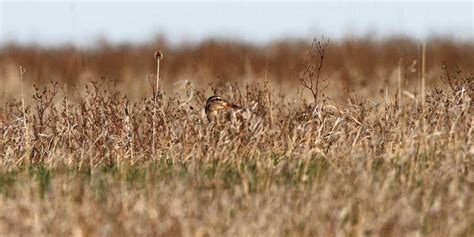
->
[[1, 37, 473, 85], [0, 80, 471, 167]]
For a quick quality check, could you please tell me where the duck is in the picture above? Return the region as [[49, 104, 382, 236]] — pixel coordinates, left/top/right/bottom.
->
[[205, 95, 241, 122]]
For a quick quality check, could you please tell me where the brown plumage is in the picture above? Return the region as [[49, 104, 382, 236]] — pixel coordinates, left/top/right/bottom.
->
[[205, 95, 241, 122]]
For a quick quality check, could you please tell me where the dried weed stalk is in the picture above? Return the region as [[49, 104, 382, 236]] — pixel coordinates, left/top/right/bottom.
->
[[298, 37, 331, 103]]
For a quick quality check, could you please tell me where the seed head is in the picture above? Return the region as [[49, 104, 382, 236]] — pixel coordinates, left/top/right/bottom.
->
[[154, 50, 164, 60]]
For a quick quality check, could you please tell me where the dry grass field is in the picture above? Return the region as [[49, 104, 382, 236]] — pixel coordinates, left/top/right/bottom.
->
[[0, 37, 473, 236]]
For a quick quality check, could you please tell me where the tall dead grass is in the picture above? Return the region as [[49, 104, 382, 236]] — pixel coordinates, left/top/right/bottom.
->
[[0, 37, 472, 236]]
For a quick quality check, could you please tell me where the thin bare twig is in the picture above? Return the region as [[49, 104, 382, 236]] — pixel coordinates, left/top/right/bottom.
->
[[297, 37, 330, 103]]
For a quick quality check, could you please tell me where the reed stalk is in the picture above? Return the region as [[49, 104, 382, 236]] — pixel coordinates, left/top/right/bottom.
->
[[152, 50, 163, 155]]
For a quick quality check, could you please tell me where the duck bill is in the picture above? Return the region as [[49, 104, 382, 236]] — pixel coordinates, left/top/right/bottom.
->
[[224, 102, 240, 109]]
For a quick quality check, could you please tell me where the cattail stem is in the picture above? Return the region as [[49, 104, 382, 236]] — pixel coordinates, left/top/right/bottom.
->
[[155, 50, 163, 94], [152, 50, 163, 156]]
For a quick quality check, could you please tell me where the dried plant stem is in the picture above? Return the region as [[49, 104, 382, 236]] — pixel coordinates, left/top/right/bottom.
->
[[420, 42, 427, 135], [19, 69, 28, 134], [155, 51, 162, 94], [421, 42, 426, 110], [298, 37, 330, 103], [124, 102, 134, 160], [152, 50, 163, 155], [19, 66, 29, 164], [64, 84, 72, 149], [397, 58, 403, 107], [267, 93, 274, 127]]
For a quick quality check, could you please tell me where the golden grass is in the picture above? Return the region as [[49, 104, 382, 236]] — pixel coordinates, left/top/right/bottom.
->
[[0, 37, 472, 236]]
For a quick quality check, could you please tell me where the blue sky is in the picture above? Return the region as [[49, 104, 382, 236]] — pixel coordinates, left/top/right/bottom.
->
[[1, 1, 473, 47]]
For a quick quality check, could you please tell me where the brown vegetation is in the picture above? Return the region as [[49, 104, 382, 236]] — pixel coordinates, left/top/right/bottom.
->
[[0, 37, 472, 236], [1, 36, 473, 90]]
